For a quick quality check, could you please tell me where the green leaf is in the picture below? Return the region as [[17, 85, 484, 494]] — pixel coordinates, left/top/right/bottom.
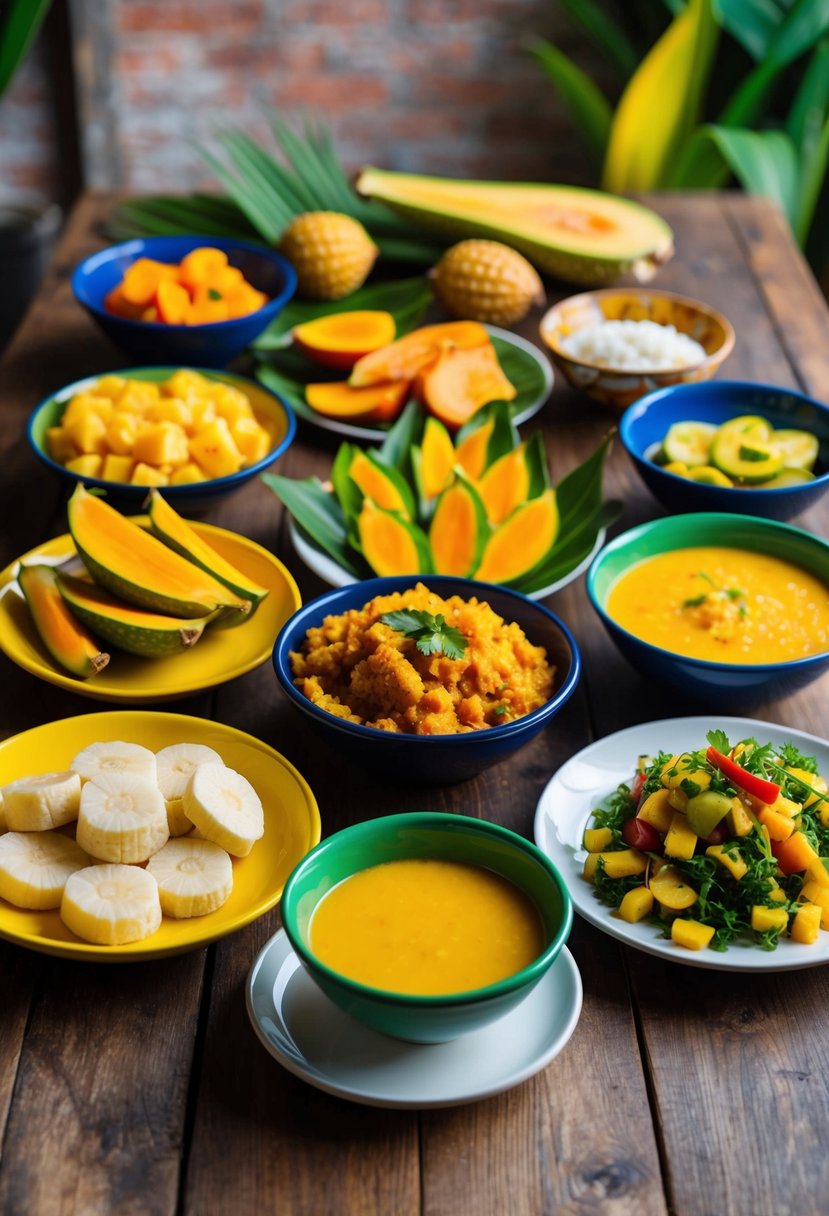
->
[[456, 400, 520, 467], [377, 400, 425, 472], [331, 443, 363, 521], [0, 0, 52, 101], [795, 110, 829, 243], [602, 0, 720, 190], [514, 499, 621, 596], [677, 124, 800, 223], [557, 0, 640, 77], [529, 38, 613, 163], [260, 473, 365, 576], [715, 0, 788, 60], [525, 431, 551, 498], [251, 277, 432, 351], [787, 36, 829, 148], [109, 195, 257, 241], [379, 610, 468, 660], [555, 430, 615, 529]]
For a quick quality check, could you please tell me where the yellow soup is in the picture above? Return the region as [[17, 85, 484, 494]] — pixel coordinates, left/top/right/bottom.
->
[[309, 858, 546, 996], [607, 547, 829, 664]]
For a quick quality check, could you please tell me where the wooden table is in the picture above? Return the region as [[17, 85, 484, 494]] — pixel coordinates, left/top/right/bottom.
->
[[0, 193, 827, 1216]]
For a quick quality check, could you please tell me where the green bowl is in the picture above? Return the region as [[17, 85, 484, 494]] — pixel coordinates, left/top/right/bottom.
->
[[587, 512, 829, 703], [281, 812, 573, 1044]]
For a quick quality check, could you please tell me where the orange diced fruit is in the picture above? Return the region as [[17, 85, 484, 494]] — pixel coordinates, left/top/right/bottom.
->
[[751, 905, 789, 934], [231, 417, 271, 464], [65, 454, 103, 478], [105, 414, 140, 456], [188, 285, 231, 325], [188, 417, 244, 478], [791, 903, 822, 945], [179, 246, 229, 290], [155, 279, 191, 325], [46, 426, 78, 465], [131, 462, 170, 486], [671, 919, 716, 951], [101, 454, 134, 483], [121, 258, 176, 307], [210, 265, 245, 294], [104, 285, 144, 320], [800, 882, 829, 928], [133, 421, 190, 467], [65, 412, 108, 456], [225, 283, 268, 318], [169, 462, 205, 486]]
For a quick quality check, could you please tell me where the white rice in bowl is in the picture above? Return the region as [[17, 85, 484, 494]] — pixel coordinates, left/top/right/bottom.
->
[[559, 319, 707, 371]]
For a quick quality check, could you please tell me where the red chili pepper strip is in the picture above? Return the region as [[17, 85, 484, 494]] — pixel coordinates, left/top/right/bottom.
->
[[706, 746, 780, 805]]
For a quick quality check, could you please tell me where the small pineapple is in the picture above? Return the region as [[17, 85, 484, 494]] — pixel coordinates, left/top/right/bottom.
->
[[279, 211, 378, 300], [429, 239, 545, 327]]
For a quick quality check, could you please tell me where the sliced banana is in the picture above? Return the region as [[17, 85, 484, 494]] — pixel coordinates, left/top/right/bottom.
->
[[0, 832, 91, 909], [146, 838, 233, 918], [182, 763, 264, 857], [156, 743, 223, 837], [60, 863, 162, 945], [71, 741, 157, 786], [1, 771, 81, 832], [76, 773, 169, 864]]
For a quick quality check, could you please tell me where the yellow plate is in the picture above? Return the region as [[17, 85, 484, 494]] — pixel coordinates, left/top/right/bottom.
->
[[0, 520, 301, 702], [0, 710, 321, 961]]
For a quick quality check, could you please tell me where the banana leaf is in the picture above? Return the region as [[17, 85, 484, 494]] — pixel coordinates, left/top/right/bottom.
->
[[513, 498, 622, 597], [673, 124, 800, 222], [602, 0, 719, 190], [109, 195, 258, 241], [529, 37, 613, 164], [260, 472, 367, 578], [252, 277, 432, 351]]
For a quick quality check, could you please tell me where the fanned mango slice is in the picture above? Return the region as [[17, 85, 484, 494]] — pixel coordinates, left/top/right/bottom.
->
[[357, 500, 432, 577], [349, 321, 489, 387], [455, 419, 493, 480], [417, 343, 516, 432], [19, 564, 110, 678], [478, 445, 530, 525], [419, 417, 456, 500], [474, 490, 559, 585], [293, 311, 396, 370], [348, 451, 415, 518], [429, 477, 488, 577], [305, 380, 408, 424]]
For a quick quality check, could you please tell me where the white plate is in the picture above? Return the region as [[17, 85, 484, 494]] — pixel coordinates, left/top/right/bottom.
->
[[246, 929, 582, 1108], [288, 519, 607, 601], [534, 716, 829, 972], [289, 326, 554, 443]]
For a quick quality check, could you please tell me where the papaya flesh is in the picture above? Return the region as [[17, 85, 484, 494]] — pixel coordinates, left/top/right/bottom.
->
[[357, 500, 432, 577], [348, 450, 415, 517], [349, 321, 489, 387], [305, 379, 408, 425], [419, 417, 456, 499], [454, 419, 494, 481], [474, 490, 560, 585], [477, 445, 530, 525], [293, 310, 396, 370], [147, 490, 268, 606], [429, 478, 488, 577], [416, 343, 516, 431], [57, 573, 213, 658], [67, 483, 248, 620], [356, 167, 674, 286], [18, 564, 110, 678]]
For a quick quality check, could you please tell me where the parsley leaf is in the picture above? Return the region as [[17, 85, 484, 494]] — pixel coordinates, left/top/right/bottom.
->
[[380, 609, 468, 660], [707, 728, 731, 753]]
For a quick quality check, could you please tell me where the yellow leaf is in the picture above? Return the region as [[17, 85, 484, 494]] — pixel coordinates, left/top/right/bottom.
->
[[602, 0, 719, 193]]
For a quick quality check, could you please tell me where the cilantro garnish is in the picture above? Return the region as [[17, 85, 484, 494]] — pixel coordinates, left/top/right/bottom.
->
[[208, 288, 223, 301], [707, 728, 731, 754], [380, 609, 468, 660]]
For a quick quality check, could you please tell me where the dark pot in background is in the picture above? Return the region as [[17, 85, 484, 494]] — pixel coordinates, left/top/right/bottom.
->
[[0, 203, 62, 351]]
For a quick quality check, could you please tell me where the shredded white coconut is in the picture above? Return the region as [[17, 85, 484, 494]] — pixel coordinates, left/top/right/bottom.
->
[[559, 319, 707, 371]]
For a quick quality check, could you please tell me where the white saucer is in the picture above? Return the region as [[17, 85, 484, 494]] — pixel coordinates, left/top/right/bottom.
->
[[246, 929, 583, 1108]]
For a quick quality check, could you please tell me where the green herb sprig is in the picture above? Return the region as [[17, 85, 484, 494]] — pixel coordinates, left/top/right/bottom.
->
[[380, 609, 468, 660]]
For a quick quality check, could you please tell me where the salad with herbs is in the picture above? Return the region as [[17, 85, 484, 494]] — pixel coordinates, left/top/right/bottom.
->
[[584, 730, 829, 952]]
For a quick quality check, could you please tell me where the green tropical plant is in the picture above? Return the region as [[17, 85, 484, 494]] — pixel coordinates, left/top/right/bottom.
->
[[531, 0, 829, 271], [0, 0, 52, 102]]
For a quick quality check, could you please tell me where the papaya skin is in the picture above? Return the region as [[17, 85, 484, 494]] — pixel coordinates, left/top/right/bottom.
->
[[293, 310, 396, 370], [18, 564, 110, 678], [349, 321, 490, 387]]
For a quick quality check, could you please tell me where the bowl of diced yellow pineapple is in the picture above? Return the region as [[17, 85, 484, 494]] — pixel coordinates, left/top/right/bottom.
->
[[28, 366, 296, 511]]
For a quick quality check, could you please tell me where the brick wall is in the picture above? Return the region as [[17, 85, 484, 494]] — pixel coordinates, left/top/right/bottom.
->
[[1, 0, 608, 207], [0, 45, 61, 205]]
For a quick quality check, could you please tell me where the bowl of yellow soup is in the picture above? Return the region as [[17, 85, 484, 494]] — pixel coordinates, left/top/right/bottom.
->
[[587, 513, 829, 702], [281, 812, 573, 1043]]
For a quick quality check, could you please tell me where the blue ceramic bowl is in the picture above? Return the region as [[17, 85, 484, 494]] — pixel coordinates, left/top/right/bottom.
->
[[281, 812, 573, 1043], [28, 365, 296, 512], [72, 235, 297, 367], [620, 380, 829, 521], [587, 512, 829, 704], [273, 575, 581, 784]]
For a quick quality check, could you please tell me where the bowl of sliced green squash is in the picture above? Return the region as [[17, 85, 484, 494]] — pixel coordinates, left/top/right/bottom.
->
[[263, 400, 620, 600], [620, 379, 829, 521]]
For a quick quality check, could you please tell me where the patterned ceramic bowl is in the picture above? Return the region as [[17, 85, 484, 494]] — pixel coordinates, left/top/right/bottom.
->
[[539, 288, 735, 412]]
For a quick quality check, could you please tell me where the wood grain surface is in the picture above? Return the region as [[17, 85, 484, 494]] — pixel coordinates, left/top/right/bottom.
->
[[0, 193, 826, 1216]]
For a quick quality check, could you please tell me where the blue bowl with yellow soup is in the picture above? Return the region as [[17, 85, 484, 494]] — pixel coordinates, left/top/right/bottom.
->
[[272, 575, 581, 785], [281, 812, 573, 1043], [587, 512, 829, 703]]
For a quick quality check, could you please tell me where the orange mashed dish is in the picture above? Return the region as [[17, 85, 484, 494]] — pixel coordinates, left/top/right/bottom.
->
[[290, 583, 555, 734]]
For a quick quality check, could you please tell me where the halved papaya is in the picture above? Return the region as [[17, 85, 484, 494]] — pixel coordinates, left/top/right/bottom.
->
[[429, 476, 488, 577], [477, 445, 530, 525], [348, 450, 415, 518], [305, 379, 408, 425], [416, 342, 517, 431], [357, 500, 432, 577], [19, 564, 110, 678], [349, 321, 489, 387], [293, 310, 396, 370], [474, 490, 559, 584]]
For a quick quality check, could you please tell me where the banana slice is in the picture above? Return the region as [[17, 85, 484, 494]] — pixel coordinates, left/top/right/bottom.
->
[[0, 832, 91, 909], [60, 863, 162, 945], [156, 743, 223, 837], [76, 773, 169, 864], [2, 771, 81, 831], [182, 763, 264, 857], [146, 838, 233, 918], [71, 741, 157, 786]]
